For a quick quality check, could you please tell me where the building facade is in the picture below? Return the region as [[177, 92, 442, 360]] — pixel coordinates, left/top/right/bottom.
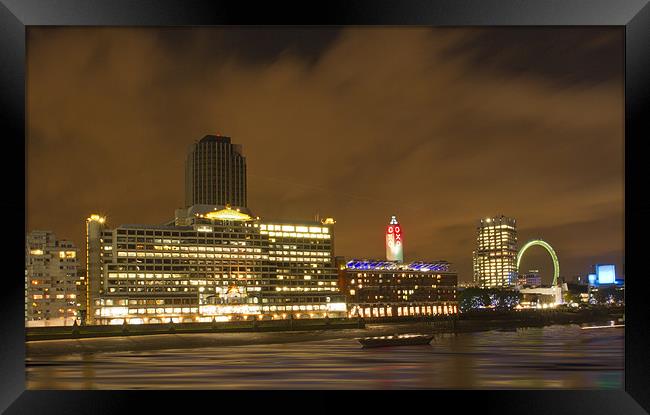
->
[[85, 206, 345, 325], [185, 135, 247, 208], [518, 285, 565, 308], [76, 268, 88, 323], [338, 259, 458, 318], [473, 215, 518, 288], [518, 269, 542, 287], [25, 231, 80, 326]]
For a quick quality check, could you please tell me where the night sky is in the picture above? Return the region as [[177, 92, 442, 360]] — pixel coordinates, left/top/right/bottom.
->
[[26, 27, 624, 284]]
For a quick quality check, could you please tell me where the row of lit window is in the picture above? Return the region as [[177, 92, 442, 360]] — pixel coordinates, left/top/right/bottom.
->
[[151, 245, 261, 253], [105, 299, 189, 306], [97, 303, 343, 318], [267, 257, 331, 263], [477, 274, 515, 278], [99, 307, 199, 317], [261, 225, 329, 234], [107, 284, 338, 293], [29, 280, 78, 285], [108, 272, 265, 279], [31, 294, 76, 300], [27, 308, 76, 314], [275, 286, 338, 292], [108, 287, 198, 293], [349, 304, 457, 318], [107, 278, 265, 287], [116, 251, 268, 260], [99, 295, 336, 307], [479, 231, 512, 235], [110, 237, 251, 245], [478, 245, 515, 250], [104, 303, 338, 318], [109, 262, 267, 269], [29, 248, 77, 259], [262, 231, 331, 240], [476, 267, 510, 271], [262, 304, 329, 312], [108, 280, 261, 287], [480, 225, 515, 231], [269, 250, 329, 256], [353, 273, 446, 279]]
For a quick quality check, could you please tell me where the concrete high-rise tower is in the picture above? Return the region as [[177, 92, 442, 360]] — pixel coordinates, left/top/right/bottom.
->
[[185, 134, 247, 208], [85, 214, 106, 324], [472, 215, 518, 288]]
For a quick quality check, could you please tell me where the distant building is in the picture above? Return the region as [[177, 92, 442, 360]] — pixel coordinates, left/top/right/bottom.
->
[[587, 264, 624, 304], [586, 264, 623, 288], [25, 231, 80, 326], [85, 207, 345, 325], [565, 283, 590, 305], [594, 264, 617, 285], [518, 269, 542, 287], [518, 285, 566, 308], [338, 258, 458, 318], [473, 215, 518, 288], [588, 284, 624, 305], [185, 134, 247, 208], [385, 215, 403, 262], [588, 273, 597, 285]]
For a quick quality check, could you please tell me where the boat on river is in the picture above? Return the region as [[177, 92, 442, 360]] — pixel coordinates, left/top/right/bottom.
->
[[581, 320, 625, 330], [357, 333, 434, 348]]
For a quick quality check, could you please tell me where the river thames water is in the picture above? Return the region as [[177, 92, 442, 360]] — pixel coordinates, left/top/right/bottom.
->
[[26, 324, 623, 389]]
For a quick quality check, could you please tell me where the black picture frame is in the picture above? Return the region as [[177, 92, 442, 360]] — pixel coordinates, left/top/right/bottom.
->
[[1, 0, 648, 413]]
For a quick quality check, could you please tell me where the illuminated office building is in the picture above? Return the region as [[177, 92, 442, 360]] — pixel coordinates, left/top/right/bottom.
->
[[85, 207, 345, 325], [25, 231, 80, 326], [185, 134, 247, 208], [338, 259, 458, 318], [472, 215, 518, 288]]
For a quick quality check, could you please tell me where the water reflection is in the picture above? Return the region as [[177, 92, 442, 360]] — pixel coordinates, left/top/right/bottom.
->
[[26, 324, 623, 389]]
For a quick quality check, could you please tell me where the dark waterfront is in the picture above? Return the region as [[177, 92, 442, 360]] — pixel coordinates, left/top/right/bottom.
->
[[27, 323, 623, 389]]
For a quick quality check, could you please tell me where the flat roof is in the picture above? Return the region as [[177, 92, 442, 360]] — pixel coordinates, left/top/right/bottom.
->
[[345, 259, 452, 272], [118, 224, 194, 231]]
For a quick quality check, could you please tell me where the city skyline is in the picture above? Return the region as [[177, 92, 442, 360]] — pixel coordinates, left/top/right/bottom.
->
[[26, 27, 624, 283]]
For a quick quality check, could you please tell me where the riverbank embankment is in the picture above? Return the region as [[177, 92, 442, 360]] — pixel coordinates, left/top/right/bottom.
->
[[26, 307, 623, 356]]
